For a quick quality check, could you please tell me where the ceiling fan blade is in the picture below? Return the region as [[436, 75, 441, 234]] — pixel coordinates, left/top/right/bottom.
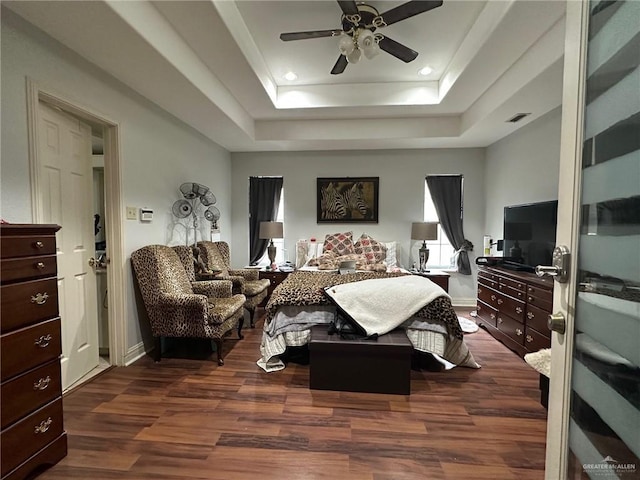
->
[[379, 0, 443, 27], [280, 30, 342, 41], [337, 1, 359, 16], [378, 36, 418, 63], [331, 55, 348, 75]]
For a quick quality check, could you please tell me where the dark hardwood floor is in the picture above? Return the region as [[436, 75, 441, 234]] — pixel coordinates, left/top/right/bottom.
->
[[36, 309, 547, 480]]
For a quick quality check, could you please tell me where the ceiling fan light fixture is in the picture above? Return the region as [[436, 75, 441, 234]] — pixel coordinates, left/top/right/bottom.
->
[[338, 34, 355, 56], [358, 29, 379, 59], [346, 47, 362, 64]]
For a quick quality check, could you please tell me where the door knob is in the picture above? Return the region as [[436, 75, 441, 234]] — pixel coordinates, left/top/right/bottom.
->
[[548, 312, 566, 334], [535, 245, 570, 283]]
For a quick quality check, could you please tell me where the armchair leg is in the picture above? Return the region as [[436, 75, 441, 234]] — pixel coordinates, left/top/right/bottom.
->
[[238, 317, 244, 339], [214, 339, 224, 366], [248, 307, 256, 328], [153, 336, 161, 362]]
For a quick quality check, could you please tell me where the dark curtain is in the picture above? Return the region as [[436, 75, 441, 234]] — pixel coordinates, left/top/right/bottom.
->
[[426, 175, 473, 275], [249, 176, 283, 265]]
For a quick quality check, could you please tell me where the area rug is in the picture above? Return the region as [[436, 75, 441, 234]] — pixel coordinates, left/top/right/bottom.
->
[[458, 316, 479, 334]]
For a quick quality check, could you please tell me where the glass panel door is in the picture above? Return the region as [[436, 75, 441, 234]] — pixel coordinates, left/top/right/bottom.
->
[[567, 1, 640, 477]]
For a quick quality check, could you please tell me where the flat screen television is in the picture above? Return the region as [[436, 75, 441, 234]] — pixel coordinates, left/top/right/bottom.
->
[[503, 200, 558, 272]]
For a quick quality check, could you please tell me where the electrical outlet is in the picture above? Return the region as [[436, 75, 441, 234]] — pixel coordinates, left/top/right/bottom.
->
[[126, 206, 137, 220]]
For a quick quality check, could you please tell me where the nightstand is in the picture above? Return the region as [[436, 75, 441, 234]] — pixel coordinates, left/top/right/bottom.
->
[[412, 271, 450, 292], [258, 269, 291, 306]]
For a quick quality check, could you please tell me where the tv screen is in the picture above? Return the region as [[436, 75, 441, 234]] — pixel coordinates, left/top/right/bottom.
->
[[503, 200, 558, 271]]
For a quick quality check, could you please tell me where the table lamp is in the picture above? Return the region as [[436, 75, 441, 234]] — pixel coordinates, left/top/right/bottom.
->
[[411, 222, 439, 272], [259, 221, 284, 269]]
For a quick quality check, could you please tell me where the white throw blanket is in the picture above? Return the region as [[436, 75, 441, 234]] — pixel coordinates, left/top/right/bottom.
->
[[323, 275, 450, 337]]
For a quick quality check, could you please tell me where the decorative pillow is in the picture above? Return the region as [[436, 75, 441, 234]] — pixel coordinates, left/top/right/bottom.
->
[[382, 241, 398, 267], [316, 251, 338, 270], [354, 233, 387, 264], [323, 231, 355, 256]]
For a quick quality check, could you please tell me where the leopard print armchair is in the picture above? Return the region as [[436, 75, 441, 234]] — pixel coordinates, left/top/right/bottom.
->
[[196, 241, 270, 328], [131, 244, 246, 365]]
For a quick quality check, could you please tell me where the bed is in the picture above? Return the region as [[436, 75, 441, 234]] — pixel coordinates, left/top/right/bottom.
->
[[257, 270, 480, 372]]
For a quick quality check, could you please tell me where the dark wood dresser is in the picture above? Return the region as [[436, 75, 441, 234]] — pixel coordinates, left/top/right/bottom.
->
[[476, 265, 553, 357], [1, 224, 67, 480]]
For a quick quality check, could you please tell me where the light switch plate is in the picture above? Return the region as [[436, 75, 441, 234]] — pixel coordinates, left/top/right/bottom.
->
[[126, 206, 137, 220]]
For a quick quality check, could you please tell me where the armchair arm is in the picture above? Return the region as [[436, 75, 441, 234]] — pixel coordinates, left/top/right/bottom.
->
[[192, 280, 233, 298], [229, 268, 259, 281], [227, 275, 246, 294], [158, 292, 208, 311]]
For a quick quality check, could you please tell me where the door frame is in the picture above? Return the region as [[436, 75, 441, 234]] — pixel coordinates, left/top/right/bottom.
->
[[544, 1, 589, 478], [25, 77, 127, 367]]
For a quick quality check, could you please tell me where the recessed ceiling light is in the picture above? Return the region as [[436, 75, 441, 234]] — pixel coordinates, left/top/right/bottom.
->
[[418, 66, 433, 76], [284, 71, 298, 81]]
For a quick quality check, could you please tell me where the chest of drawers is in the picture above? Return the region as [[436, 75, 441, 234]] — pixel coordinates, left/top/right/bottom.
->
[[476, 265, 553, 357], [0, 224, 67, 480]]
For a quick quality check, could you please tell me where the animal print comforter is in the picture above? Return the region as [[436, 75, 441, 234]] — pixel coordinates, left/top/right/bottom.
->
[[265, 270, 463, 340]]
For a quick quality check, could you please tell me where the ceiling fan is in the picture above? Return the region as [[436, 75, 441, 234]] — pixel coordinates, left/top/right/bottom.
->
[[279, 0, 443, 75]]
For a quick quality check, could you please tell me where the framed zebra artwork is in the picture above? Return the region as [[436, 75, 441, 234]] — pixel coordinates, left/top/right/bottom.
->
[[317, 177, 379, 223]]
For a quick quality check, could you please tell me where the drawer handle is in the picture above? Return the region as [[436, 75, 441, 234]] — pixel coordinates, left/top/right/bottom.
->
[[478, 288, 482, 294], [527, 312, 534, 320], [34, 334, 52, 348], [36, 262, 46, 269], [31, 292, 49, 305], [490, 313, 496, 320], [526, 335, 534, 343], [34, 417, 52, 434], [477, 305, 481, 311], [34, 241, 44, 249], [497, 317, 503, 324], [528, 296, 533, 302], [497, 298, 503, 305], [33, 376, 51, 390], [516, 328, 523, 336], [491, 295, 496, 301], [515, 306, 523, 314]]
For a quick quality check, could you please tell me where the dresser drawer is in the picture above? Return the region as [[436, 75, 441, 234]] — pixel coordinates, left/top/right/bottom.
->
[[0, 235, 56, 259], [496, 292, 526, 323], [526, 292, 553, 312], [477, 284, 500, 309], [526, 303, 551, 334], [478, 270, 499, 282], [525, 325, 551, 352], [500, 276, 526, 293], [527, 285, 553, 304], [1, 255, 57, 283], [0, 397, 64, 477], [478, 274, 498, 291], [1, 278, 59, 333], [476, 300, 497, 328], [498, 283, 526, 301], [496, 313, 525, 346], [1, 318, 62, 381], [1, 360, 62, 429]]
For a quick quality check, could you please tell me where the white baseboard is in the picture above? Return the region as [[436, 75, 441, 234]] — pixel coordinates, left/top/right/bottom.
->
[[124, 341, 148, 366], [451, 298, 477, 308]]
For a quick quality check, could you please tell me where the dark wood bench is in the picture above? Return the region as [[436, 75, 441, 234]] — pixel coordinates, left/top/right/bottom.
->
[[309, 325, 412, 395]]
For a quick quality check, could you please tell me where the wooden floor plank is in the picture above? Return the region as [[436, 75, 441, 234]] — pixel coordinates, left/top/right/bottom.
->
[[33, 309, 547, 479]]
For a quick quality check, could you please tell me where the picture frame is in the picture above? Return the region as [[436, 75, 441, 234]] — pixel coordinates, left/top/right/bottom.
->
[[317, 177, 379, 223]]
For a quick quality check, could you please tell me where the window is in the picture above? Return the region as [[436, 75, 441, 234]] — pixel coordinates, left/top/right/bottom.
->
[[257, 191, 285, 266], [424, 179, 456, 269]]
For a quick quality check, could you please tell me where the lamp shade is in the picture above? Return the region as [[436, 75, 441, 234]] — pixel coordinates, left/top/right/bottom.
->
[[259, 221, 283, 239], [411, 222, 438, 241]]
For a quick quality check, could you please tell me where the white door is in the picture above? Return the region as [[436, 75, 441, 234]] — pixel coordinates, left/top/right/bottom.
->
[[38, 102, 100, 390], [545, 1, 640, 478]]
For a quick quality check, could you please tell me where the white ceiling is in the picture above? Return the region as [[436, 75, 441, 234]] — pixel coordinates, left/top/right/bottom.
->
[[5, 0, 567, 152]]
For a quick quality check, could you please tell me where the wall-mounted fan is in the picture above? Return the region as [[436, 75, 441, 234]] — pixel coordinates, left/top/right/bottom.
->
[[280, 0, 443, 74], [172, 183, 219, 244]]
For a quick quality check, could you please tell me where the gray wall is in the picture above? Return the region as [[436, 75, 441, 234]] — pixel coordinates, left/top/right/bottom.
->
[[484, 107, 562, 250], [231, 149, 486, 304], [1, 9, 233, 357]]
